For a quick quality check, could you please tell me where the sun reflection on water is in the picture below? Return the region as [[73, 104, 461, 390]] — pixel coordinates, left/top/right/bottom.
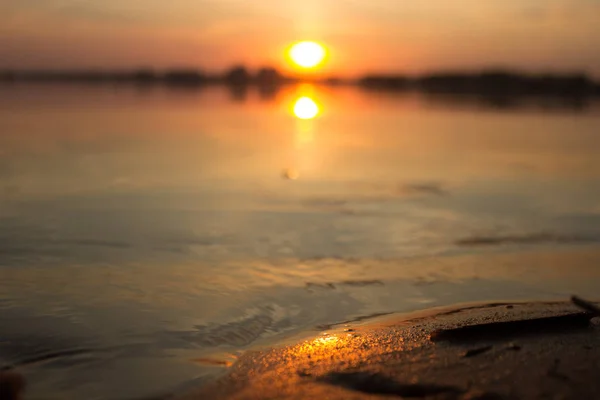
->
[[283, 86, 324, 180], [293, 96, 320, 120]]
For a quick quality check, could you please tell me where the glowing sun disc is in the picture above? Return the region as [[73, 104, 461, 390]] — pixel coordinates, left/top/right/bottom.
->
[[289, 41, 326, 68], [293, 97, 320, 119]]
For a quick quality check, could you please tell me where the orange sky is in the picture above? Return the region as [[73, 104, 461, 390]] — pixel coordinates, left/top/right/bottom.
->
[[1, 0, 600, 77]]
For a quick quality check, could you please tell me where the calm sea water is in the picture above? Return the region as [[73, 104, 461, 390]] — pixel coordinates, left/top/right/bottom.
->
[[1, 83, 600, 399]]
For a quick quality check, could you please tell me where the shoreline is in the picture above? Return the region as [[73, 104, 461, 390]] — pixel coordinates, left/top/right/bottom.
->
[[174, 299, 600, 400], [3, 298, 598, 400]]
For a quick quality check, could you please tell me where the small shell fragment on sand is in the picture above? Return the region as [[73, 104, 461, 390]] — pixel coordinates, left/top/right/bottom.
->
[[430, 312, 593, 343], [462, 345, 493, 358], [571, 296, 600, 316]]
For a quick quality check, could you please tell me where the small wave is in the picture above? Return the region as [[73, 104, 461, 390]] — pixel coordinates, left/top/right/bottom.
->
[[305, 279, 384, 291], [456, 232, 599, 247], [1, 347, 94, 369], [167, 305, 295, 348]]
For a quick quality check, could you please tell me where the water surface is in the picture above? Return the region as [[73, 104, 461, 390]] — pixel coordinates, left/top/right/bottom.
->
[[1, 84, 600, 399]]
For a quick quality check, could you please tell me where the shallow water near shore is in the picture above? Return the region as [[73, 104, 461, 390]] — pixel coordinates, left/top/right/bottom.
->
[[1, 84, 600, 399]]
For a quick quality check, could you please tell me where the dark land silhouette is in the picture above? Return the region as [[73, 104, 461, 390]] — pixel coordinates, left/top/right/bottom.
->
[[2, 66, 599, 110], [2, 67, 598, 93], [0, 66, 289, 86], [359, 71, 598, 96]]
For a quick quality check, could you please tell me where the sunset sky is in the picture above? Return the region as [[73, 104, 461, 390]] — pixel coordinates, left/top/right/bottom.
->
[[1, 0, 600, 77]]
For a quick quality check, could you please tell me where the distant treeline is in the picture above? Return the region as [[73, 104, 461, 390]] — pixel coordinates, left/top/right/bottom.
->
[[0, 66, 285, 86], [2, 66, 599, 98], [359, 71, 600, 97]]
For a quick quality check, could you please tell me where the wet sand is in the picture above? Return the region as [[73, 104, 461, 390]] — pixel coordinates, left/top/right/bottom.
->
[[174, 300, 600, 400]]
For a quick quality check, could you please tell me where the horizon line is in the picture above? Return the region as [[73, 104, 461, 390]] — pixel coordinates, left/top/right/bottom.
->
[[2, 67, 599, 99]]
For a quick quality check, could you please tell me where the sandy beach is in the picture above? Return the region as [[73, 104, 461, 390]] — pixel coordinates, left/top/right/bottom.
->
[[174, 300, 600, 400]]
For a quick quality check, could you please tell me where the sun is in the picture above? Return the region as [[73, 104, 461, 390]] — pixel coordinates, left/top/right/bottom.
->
[[288, 41, 327, 69]]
